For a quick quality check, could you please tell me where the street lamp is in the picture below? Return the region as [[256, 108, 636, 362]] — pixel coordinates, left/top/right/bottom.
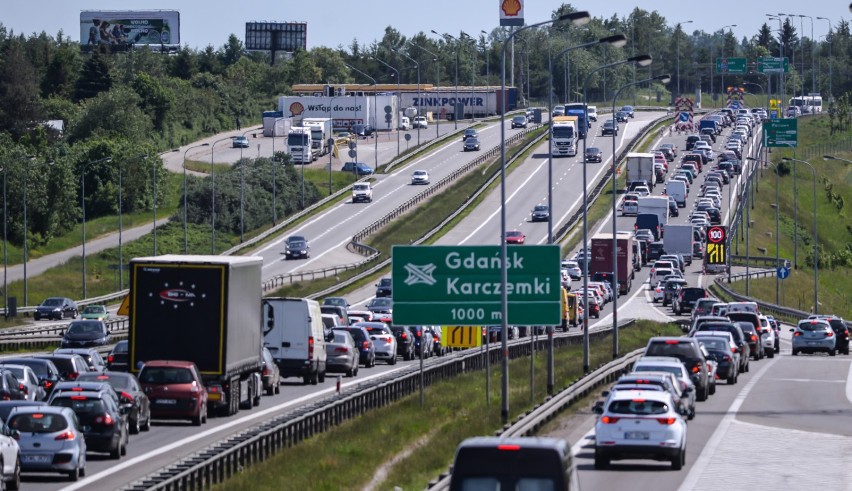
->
[[234, 128, 259, 242], [499, 9, 591, 422], [210, 137, 232, 254], [373, 55, 401, 157], [81, 156, 112, 299], [344, 64, 379, 171], [719, 24, 737, 105], [780, 156, 819, 314], [394, 47, 420, 146], [816, 16, 833, 97], [747, 155, 781, 304], [610, 73, 670, 359], [407, 41, 440, 138], [270, 118, 287, 224], [118, 153, 148, 289], [823, 155, 852, 165], [433, 30, 460, 130], [183, 143, 209, 254], [11, 155, 36, 307], [673, 20, 693, 98], [582, 54, 652, 372]]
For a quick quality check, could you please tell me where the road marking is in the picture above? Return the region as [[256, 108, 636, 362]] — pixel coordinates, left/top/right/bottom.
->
[[847, 360, 852, 407], [677, 357, 778, 491]]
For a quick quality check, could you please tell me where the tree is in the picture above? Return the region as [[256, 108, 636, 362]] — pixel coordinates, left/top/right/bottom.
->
[[74, 51, 112, 101], [0, 41, 41, 137], [131, 72, 174, 131], [219, 34, 244, 67], [67, 86, 152, 142], [170, 46, 197, 80], [41, 43, 80, 99]]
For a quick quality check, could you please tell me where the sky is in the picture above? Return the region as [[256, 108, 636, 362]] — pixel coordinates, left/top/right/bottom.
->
[[2, 0, 849, 51]]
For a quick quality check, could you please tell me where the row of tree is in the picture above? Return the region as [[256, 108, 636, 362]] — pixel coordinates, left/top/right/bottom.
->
[[1, 4, 851, 248]]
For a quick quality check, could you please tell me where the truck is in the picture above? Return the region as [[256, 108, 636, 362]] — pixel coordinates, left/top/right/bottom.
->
[[625, 152, 657, 190], [551, 116, 578, 157], [302, 117, 334, 158], [564, 103, 589, 139], [128, 255, 264, 416], [287, 127, 314, 164], [663, 224, 695, 266], [589, 233, 634, 295], [637, 196, 670, 236]]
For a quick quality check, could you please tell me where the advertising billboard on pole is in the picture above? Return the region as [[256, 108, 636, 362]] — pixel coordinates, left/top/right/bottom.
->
[[80, 10, 180, 51]]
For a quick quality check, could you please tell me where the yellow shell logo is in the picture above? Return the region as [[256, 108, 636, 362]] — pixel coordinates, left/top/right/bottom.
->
[[290, 102, 305, 116], [502, 0, 522, 16]]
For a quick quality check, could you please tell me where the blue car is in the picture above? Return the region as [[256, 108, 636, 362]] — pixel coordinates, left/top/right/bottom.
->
[[341, 162, 373, 176], [791, 318, 836, 356]]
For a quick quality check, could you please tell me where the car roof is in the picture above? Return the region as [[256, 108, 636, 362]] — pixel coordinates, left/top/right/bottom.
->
[[607, 389, 672, 403], [636, 356, 687, 366]]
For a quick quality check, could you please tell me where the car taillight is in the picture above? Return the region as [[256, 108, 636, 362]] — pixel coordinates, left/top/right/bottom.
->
[[657, 417, 677, 425], [308, 336, 314, 360], [67, 372, 79, 381], [794, 331, 802, 337], [731, 346, 737, 352], [826, 331, 834, 338], [335, 346, 349, 353], [401, 333, 408, 340], [600, 416, 619, 424], [107, 355, 114, 363], [95, 414, 114, 425], [120, 391, 134, 403], [54, 430, 75, 441], [18, 384, 27, 395], [262, 366, 269, 376], [362, 341, 370, 350], [751, 335, 757, 342], [691, 365, 700, 373], [415, 331, 421, 338]]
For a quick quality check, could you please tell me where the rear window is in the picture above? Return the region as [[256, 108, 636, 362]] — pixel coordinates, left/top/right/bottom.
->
[[77, 373, 131, 389], [697, 338, 728, 352], [827, 319, 847, 333], [633, 365, 683, 377], [646, 341, 699, 360], [338, 328, 366, 342], [139, 367, 194, 384], [51, 397, 107, 414], [607, 399, 669, 415], [799, 322, 829, 332], [681, 288, 707, 300], [8, 413, 68, 433]]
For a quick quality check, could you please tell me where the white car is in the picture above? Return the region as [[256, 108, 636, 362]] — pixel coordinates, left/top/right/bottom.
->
[[410, 170, 430, 185], [632, 357, 698, 410], [359, 323, 398, 365], [593, 389, 688, 469], [622, 199, 639, 216], [352, 182, 373, 203], [412, 116, 428, 129], [758, 315, 776, 357], [652, 281, 666, 303], [633, 186, 651, 197], [693, 142, 714, 160]]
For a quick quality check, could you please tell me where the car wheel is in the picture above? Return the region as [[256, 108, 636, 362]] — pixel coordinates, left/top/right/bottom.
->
[[688, 408, 695, 420], [830, 349, 836, 357], [353, 365, 359, 377], [745, 361, 750, 372], [709, 382, 716, 395], [142, 414, 151, 431], [672, 446, 686, 470], [7, 455, 20, 490], [67, 464, 80, 482], [311, 371, 319, 385], [697, 386, 707, 402], [120, 439, 127, 456], [767, 348, 775, 359], [111, 442, 122, 459], [594, 451, 609, 469], [318, 370, 326, 383], [201, 405, 208, 424], [792, 349, 798, 356], [130, 416, 140, 435], [303, 375, 311, 384], [193, 408, 204, 426], [844, 348, 850, 355], [727, 373, 736, 385], [389, 356, 397, 365], [266, 383, 275, 396]]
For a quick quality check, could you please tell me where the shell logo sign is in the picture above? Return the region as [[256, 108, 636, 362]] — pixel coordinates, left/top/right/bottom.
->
[[289, 102, 305, 117], [500, 0, 524, 26]]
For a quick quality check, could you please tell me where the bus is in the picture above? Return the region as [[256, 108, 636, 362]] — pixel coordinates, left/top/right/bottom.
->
[[788, 94, 822, 114]]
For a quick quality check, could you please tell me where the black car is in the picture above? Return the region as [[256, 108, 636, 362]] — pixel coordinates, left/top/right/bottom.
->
[[77, 371, 152, 434], [284, 235, 310, 260], [647, 241, 667, 262], [614, 111, 629, 123], [61, 320, 111, 348], [54, 348, 107, 372], [49, 390, 129, 458], [673, 287, 708, 316], [34, 297, 78, 321], [644, 336, 710, 401], [601, 119, 618, 135], [696, 337, 738, 384], [333, 327, 375, 367], [33, 354, 92, 381], [107, 340, 129, 372], [734, 321, 764, 360], [690, 320, 750, 373], [375, 277, 392, 298], [0, 369, 26, 400], [530, 205, 550, 222], [668, 198, 679, 217], [391, 326, 415, 361], [463, 137, 481, 151], [820, 316, 850, 355], [584, 147, 602, 163], [0, 358, 62, 397], [685, 135, 700, 151]]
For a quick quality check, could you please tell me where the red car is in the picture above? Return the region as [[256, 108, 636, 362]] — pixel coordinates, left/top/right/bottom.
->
[[138, 360, 207, 426], [505, 230, 526, 244]]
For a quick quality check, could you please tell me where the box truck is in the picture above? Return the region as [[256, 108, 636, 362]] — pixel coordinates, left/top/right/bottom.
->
[[663, 224, 695, 266], [287, 127, 314, 164], [626, 153, 657, 190], [128, 255, 264, 416], [637, 196, 670, 232], [551, 116, 578, 157], [302, 117, 334, 158], [589, 233, 634, 295]]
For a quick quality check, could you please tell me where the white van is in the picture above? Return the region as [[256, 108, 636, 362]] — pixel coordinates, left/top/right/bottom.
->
[[262, 297, 330, 385], [399, 116, 411, 131], [666, 180, 688, 207], [587, 105, 598, 122]]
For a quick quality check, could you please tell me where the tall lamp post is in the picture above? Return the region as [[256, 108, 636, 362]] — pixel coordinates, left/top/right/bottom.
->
[[81, 156, 112, 299], [373, 55, 401, 157], [582, 54, 653, 371], [13, 155, 36, 307], [118, 153, 148, 289], [344, 64, 379, 171], [673, 20, 693, 99], [235, 127, 259, 242], [209, 137, 232, 254], [816, 16, 833, 98], [747, 155, 781, 304], [780, 156, 819, 314], [182, 143, 209, 254], [433, 30, 460, 130], [394, 47, 420, 146], [270, 118, 287, 224], [1, 164, 6, 315], [407, 41, 440, 139], [719, 24, 737, 105], [498, 10, 591, 422], [610, 73, 669, 359]]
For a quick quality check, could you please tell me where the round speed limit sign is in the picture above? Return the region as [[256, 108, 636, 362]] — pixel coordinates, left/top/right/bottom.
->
[[707, 226, 726, 244]]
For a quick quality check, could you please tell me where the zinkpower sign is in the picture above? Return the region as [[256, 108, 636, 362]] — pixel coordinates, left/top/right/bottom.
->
[[391, 245, 561, 326]]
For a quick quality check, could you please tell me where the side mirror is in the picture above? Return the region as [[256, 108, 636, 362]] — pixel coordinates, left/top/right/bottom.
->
[[592, 403, 604, 415], [601, 391, 610, 397], [789, 328, 795, 332]]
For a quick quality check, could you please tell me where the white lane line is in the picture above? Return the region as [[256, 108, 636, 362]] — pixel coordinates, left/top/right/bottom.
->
[[60, 368, 403, 490], [847, 360, 852, 406], [677, 357, 778, 491]]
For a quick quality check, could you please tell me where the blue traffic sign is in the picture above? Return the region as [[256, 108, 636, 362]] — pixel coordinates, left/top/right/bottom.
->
[[679, 111, 690, 122], [777, 266, 790, 280]]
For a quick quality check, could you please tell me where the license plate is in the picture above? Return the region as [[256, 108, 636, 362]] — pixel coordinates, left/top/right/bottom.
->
[[22, 454, 50, 464], [807, 341, 821, 345], [157, 399, 177, 404], [624, 431, 650, 440]]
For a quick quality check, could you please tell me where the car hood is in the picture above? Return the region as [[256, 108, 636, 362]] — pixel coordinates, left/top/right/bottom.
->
[[36, 305, 62, 312]]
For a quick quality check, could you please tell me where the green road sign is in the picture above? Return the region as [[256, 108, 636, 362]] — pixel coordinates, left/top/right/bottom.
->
[[716, 57, 747, 74], [757, 56, 789, 74], [391, 245, 561, 326], [764, 119, 798, 147]]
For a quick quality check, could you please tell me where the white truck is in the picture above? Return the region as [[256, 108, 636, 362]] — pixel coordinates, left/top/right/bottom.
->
[[637, 196, 669, 236], [663, 224, 695, 266], [352, 182, 372, 203], [551, 116, 578, 157], [626, 152, 657, 190], [302, 118, 333, 158], [287, 127, 314, 164]]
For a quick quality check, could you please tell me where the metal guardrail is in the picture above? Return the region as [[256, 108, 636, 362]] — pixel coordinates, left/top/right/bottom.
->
[[0, 318, 129, 351], [122, 320, 634, 491]]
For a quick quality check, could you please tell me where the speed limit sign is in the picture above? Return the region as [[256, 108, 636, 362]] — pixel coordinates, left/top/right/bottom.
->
[[706, 226, 727, 265]]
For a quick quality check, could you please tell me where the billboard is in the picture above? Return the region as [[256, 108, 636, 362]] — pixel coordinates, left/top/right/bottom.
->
[[245, 22, 307, 52], [80, 10, 180, 50]]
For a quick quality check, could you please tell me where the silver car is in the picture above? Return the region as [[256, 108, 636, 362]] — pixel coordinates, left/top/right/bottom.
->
[[9, 406, 86, 481], [359, 322, 398, 365], [792, 319, 836, 356], [326, 330, 359, 377], [1, 365, 45, 401]]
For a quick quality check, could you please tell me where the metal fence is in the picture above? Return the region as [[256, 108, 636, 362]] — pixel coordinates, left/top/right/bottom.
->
[[0, 318, 129, 351]]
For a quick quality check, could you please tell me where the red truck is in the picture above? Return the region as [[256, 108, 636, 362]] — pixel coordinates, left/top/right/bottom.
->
[[590, 232, 635, 296]]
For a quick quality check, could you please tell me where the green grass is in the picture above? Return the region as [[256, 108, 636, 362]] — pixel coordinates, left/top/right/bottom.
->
[[724, 114, 852, 317], [213, 320, 682, 491]]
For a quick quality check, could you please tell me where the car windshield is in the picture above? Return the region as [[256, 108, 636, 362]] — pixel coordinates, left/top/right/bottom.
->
[[51, 397, 107, 414], [370, 298, 392, 307], [533, 206, 548, 212], [798, 322, 828, 332], [379, 278, 391, 287], [607, 399, 668, 415], [67, 321, 103, 335], [634, 365, 682, 377], [698, 338, 728, 352], [78, 373, 131, 389], [9, 413, 68, 433], [139, 367, 194, 384], [42, 298, 63, 307], [82, 306, 106, 314], [507, 231, 522, 237], [646, 342, 696, 360]]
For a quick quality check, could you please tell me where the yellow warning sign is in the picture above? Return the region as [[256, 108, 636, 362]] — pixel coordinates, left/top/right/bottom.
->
[[706, 243, 727, 265], [117, 295, 130, 316], [442, 326, 482, 348]]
